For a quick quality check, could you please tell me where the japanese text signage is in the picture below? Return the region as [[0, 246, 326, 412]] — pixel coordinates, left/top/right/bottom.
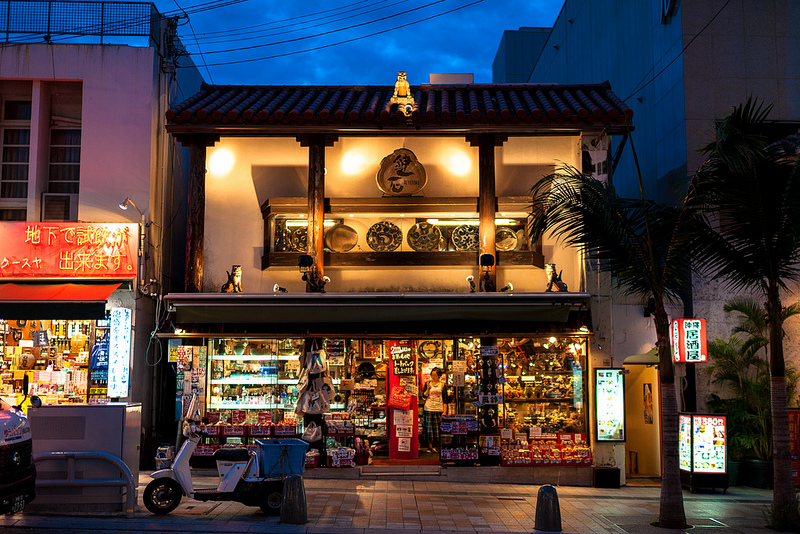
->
[[108, 307, 131, 398], [390, 342, 415, 375], [0, 222, 138, 279], [691, 414, 726, 474], [789, 409, 800, 486], [671, 318, 707, 363]]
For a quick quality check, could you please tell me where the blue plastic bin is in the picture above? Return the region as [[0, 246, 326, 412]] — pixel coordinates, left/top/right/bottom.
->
[[256, 438, 309, 478]]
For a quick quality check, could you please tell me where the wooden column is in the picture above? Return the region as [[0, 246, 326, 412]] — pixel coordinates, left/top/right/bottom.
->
[[299, 135, 336, 291], [179, 135, 218, 293], [471, 134, 505, 291]]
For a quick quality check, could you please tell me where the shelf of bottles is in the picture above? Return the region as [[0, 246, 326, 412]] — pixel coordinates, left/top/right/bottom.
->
[[206, 338, 306, 412], [0, 317, 110, 404]]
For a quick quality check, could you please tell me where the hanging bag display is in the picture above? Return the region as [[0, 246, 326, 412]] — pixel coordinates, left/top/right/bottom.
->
[[296, 367, 309, 395], [320, 373, 336, 402], [388, 385, 412, 410], [302, 421, 322, 442], [89, 332, 110, 370], [301, 379, 330, 414], [307, 348, 328, 374]]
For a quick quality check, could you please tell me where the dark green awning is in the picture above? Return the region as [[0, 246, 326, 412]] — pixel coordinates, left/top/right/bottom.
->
[[164, 291, 591, 338]]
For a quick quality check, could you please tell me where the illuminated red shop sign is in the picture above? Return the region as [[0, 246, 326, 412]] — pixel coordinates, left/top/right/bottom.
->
[[0, 222, 138, 279], [671, 318, 707, 363]]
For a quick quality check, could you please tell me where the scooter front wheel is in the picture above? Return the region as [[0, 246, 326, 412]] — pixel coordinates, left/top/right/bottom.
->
[[144, 478, 183, 514]]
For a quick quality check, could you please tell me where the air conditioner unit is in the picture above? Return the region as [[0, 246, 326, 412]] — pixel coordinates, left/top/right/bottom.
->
[[41, 193, 78, 221]]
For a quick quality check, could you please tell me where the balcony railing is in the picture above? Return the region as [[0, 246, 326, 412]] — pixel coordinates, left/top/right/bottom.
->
[[2, 0, 159, 45]]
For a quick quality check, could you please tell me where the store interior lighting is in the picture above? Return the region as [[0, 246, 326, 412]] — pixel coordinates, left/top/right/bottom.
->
[[273, 284, 288, 293], [466, 275, 476, 293], [500, 282, 514, 292]]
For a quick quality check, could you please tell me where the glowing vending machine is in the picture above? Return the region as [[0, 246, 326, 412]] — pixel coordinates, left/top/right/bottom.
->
[[679, 413, 728, 493]]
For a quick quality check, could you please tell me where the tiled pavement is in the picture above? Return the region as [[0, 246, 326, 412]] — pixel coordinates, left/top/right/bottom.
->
[[0, 472, 780, 534]]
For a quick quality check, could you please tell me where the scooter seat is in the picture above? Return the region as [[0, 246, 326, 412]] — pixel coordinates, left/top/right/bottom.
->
[[213, 448, 250, 463]]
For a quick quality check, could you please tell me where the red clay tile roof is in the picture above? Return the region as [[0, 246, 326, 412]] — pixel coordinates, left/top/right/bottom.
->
[[166, 81, 632, 133]]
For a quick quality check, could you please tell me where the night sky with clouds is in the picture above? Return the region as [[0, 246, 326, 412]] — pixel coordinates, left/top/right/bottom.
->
[[152, 0, 564, 86]]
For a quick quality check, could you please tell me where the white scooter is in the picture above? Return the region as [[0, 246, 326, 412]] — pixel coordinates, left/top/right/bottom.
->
[[143, 395, 285, 515]]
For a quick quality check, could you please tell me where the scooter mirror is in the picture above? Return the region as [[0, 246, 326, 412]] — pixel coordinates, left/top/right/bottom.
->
[[30, 396, 42, 409]]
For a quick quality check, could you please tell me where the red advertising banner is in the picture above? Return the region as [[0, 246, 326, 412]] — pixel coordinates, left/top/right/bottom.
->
[[0, 222, 138, 279], [671, 318, 707, 363], [789, 408, 800, 487]]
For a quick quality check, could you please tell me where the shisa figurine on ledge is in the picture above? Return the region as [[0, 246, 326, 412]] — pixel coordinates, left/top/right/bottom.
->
[[221, 265, 243, 293], [545, 263, 568, 292]]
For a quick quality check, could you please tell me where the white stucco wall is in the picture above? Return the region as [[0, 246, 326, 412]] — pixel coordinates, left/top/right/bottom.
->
[[202, 135, 582, 294]]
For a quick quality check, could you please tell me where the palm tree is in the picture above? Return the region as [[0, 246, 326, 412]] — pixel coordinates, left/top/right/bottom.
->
[[528, 146, 708, 528], [696, 100, 800, 524], [706, 298, 800, 463]]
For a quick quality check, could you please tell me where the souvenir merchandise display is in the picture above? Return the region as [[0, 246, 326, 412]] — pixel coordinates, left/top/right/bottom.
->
[[205, 338, 346, 414], [188, 335, 588, 469], [266, 202, 533, 258], [0, 317, 114, 406], [497, 337, 587, 437], [500, 433, 592, 466]]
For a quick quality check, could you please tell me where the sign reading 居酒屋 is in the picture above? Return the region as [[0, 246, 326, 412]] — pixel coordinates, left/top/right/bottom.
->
[[0, 222, 138, 279], [671, 318, 707, 363]]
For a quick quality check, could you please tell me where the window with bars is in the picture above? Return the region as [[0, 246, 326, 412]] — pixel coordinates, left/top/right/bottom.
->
[[48, 129, 81, 194], [0, 99, 31, 221]]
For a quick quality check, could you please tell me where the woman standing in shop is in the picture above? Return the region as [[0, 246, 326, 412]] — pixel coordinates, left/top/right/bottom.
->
[[422, 367, 446, 453]]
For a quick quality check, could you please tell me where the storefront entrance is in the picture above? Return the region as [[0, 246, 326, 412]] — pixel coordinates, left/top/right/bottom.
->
[[623, 364, 661, 478]]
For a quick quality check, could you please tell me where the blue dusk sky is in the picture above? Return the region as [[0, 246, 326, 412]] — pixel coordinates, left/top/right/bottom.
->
[[152, 0, 565, 86]]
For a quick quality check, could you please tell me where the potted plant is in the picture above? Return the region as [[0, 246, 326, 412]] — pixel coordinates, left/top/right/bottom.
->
[[705, 299, 800, 488]]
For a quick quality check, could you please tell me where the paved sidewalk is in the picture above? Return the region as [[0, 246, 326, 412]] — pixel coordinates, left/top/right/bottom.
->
[[0, 473, 778, 534]]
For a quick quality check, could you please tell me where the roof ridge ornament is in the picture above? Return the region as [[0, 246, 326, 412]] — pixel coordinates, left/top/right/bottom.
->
[[391, 71, 414, 116]]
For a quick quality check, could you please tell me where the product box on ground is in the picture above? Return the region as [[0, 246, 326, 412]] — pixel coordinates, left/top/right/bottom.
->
[[193, 445, 218, 456], [249, 425, 272, 436], [305, 450, 320, 468], [439, 448, 479, 461], [222, 425, 246, 437], [328, 447, 356, 467], [273, 423, 299, 435]]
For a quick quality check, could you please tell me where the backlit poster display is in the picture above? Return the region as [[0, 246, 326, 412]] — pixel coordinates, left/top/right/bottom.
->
[[108, 307, 132, 398], [692, 414, 726, 473], [678, 412, 728, 492], [679, 414, 692, 471], [595, 369, 625, 442]]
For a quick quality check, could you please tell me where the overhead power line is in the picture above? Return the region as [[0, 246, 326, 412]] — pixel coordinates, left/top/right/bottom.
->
[[186, 0, 484, 68], [184, 0, 449, 55]]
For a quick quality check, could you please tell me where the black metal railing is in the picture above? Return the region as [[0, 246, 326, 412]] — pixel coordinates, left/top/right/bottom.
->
[[2, 0, 159, 45]]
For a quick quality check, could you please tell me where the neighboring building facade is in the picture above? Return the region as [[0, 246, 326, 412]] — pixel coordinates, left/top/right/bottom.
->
[[0, 1, 204, 457], [493, 0, 800, 482]]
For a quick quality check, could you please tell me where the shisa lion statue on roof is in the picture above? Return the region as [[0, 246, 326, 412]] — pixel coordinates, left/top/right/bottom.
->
[[545, 263, 568, 292]]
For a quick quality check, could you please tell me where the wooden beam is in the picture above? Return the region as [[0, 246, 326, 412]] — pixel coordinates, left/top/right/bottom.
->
[[478, 134, 497, 291], [307, 134, 327, 285], [185, 136, 217, 292]]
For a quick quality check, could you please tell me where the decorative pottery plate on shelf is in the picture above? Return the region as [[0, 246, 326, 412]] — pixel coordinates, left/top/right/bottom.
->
[[452, 224, 479, 251], [366, 221, 402, 252], [495, 228, 518, 251], [290, 227, 308, 252], [325, 225, 359, 252], [406, 222, 442, 252]]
